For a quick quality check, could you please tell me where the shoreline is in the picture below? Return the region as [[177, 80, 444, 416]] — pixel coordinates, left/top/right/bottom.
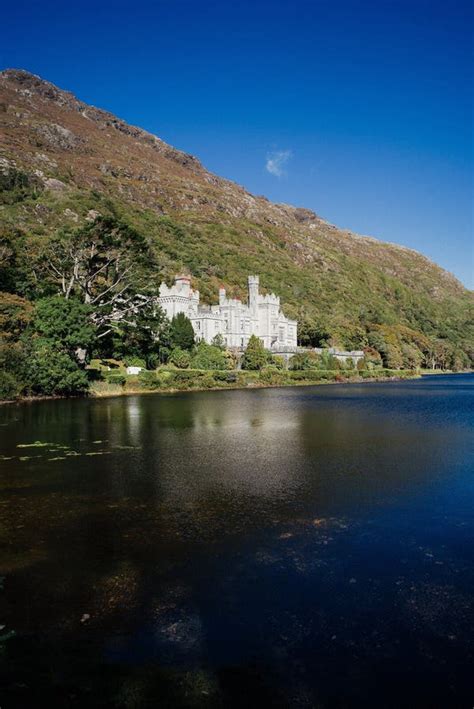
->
[[2, 370, 471, 407], [0, 370, 437, 406], [89, 372, 422, 398]]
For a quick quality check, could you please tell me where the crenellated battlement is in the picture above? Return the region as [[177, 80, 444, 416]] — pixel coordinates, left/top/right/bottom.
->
[[157, 274, 297, 349], [258, 293, 280, 305]]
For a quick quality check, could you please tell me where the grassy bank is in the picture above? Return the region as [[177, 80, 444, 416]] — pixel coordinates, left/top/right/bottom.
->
[[89, 367, 420, 398]]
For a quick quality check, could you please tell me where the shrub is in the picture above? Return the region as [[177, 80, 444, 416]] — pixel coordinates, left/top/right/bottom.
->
[[86, 367, 104, 382], [156, 370, 176, 387], [0, 168, 42, 204], [319, 350, 340, 370], [138, 370, 159, 389], [288, 351, 322, 370], [0, 370, 21, 400], [172, 370, 206, 383], [147, 353, 160, 370], [106, 373, 126, 386], [268, 354, 286, 369], [169, 347, 191, 369], [191, 341, 229, 370], [259, 366, 284, 384], [213, 371, 237, 383], [289, 370, 337, 382], [236, 371, 259, 386], [200, 373, 216, 388], [124, 356, 146, 368]]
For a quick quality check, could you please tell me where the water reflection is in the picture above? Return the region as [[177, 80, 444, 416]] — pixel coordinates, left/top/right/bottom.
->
[[0, 375, 473, 707]]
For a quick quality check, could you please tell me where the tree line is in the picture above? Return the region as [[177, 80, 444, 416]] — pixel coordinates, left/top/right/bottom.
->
[[1, 215, 471, 400]]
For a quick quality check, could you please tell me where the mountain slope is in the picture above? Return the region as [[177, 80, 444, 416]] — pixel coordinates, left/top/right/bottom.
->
[[0, 68, 472, 360]]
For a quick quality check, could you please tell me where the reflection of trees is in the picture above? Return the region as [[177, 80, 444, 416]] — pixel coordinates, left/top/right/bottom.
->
[[0, 390, 301, 706], [0, 386, 471, 707]]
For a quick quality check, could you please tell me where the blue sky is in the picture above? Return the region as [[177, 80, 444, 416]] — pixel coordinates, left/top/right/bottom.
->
[[2, 0, 473, 287]]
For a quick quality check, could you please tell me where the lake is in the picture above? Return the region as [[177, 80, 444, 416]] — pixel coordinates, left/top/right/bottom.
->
[[0, 374, 473, 707]]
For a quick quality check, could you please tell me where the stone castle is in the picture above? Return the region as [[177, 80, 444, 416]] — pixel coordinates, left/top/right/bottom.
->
[[157, 275, 297, 350]]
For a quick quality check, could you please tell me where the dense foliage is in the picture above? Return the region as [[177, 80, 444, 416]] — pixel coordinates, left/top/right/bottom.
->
[[169, 313, 195, 351], [0, 216, 173, 398], [0, 169, 472, 399], [241, 335, 268, 370], [0, 69, 472, 396]]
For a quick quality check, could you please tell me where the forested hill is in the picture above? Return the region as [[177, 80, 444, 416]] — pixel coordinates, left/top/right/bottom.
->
[[1, 68, 473, 369]]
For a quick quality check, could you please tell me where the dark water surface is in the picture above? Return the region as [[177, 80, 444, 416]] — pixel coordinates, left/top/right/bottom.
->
[[0, 374, 473, 708]]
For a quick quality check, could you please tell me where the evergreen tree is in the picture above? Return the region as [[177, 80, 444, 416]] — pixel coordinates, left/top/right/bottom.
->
[[241, 335, 268, 370], [169, 313, 195, 350]]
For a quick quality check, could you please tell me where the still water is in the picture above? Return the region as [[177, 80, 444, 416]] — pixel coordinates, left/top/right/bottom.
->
[[0, 374, 473, 707]]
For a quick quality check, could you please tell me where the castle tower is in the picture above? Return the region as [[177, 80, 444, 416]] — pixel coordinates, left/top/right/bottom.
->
[[174, 274, 191, 297], [248, 275, 259, 313], [219, 286, 226, 306]]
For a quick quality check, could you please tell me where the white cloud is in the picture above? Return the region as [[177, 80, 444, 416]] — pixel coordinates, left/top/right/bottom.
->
[[265, 149, 292, 177]]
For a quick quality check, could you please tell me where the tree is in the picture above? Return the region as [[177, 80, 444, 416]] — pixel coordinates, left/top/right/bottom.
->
[[24, 343, 89, 396], [0, 228, 29, 294], [169, 313, 195, 351], [0, 292, 33, 340], [433, 340, 454, 370], [297, 316, 331, 347], [110, 304, 168, 367], [384, 344, 403, 369], [11, 297, 97, 397], [363, 346, 383, 369], [367, 330, 387, 357], [191, 341, 229, 370], [211, 333, 226, 350], [33, 296, 95, 362], [39, 216, 159, 339], [0, 370, 20, 400], [0, 292, 34, 398], [401, 343, 423, 369], [241, 335, 268, 370]]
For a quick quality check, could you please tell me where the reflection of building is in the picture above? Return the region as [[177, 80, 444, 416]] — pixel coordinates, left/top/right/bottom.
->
[[157, 275, 297, 349]]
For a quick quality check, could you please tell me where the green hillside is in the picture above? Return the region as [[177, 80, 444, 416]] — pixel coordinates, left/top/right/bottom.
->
[[1, 68, 473, 385]]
